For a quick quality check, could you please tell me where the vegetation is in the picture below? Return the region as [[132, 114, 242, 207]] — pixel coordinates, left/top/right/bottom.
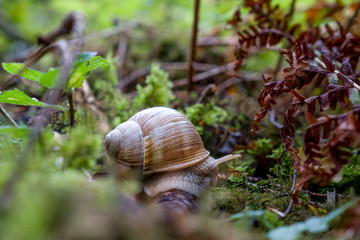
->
[[0, 0, 359, 239]]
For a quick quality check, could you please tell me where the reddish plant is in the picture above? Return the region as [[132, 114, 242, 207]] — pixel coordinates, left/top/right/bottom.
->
[[232, 0, 360, 206]]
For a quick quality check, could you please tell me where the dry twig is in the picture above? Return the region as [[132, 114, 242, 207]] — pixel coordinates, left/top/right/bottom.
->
[[187, 0, 201, 92]]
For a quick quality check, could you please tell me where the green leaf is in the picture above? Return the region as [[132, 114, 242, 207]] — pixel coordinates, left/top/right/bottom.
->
[[75, 51, 98, 64], [86, 56, 110, 72], [2, 62, 60, 89], [267, 200, 357, 240], [67, 54, 109, 89], [229, 210, 282, 230], [0, 89, 68, 111], [39, 68, 60, 88], [67, 63, 87, 89], [0, 126, 31, 138], [229, 210, 265, 221], [2, 62, 44, 82]]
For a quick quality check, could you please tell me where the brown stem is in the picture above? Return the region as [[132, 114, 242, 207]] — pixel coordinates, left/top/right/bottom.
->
[[346, 3, 360, 32], [196, 84, 216, 103], [187, 0, 201, 92], [176, 62, 236, 88], [67, 90, 75, 127], [118, 62, 218, 91]]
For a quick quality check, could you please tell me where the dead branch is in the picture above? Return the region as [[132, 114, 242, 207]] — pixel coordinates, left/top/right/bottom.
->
[[216, 73, 263, 92], [118, 62, 218, 91], [175, 62, 236, 88], [187, 0, 201, 92], [196, 84, 216, 103], [197, 36, 238, 46]]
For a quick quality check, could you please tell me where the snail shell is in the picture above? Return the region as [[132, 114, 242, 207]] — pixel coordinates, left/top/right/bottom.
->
[[105, 107, 240, 197], [105, 107, 210, 174]]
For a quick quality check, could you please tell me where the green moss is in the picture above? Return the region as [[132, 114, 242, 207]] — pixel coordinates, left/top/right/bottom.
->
[[183, 102, 228, 135], [212, 187, 251, 214], [55, 126, 102, 170], [267, 145, 294, 181], [131, 65, 175, 114]]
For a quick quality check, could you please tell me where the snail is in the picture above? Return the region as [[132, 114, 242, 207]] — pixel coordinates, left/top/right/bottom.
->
[[105, 107, 240, 198]]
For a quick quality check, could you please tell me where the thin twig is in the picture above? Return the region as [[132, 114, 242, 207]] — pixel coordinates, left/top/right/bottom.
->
[[216, 73, 263, 92], [118, 62, 218, 91], [176, 62, 236, 88], [187, 0, 201, 92], [346, 3, 360, 32], [304, 190, 344, 198], [71, 21, 139, 45], [0, 105, 18, 127], [117, 35, 128, 63], [196, 84, 216, 103], [197, 36, 238, 46]]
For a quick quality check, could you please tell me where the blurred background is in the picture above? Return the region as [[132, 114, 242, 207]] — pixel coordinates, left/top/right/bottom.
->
[[0, 1, 360, 240]]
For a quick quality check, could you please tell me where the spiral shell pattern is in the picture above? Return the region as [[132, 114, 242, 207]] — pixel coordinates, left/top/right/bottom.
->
[[105, 107, 210, 175]]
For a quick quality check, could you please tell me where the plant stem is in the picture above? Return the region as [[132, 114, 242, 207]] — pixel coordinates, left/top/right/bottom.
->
[[187, 0, 200, 92], [67, 90, 75, 127]]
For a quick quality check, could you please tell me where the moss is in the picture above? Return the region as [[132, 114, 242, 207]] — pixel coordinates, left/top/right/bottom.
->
[[54, 126, 103, 171], [131, 65, 175, 114], [212, 187, 255, 214], [183, 102, 228, 135]]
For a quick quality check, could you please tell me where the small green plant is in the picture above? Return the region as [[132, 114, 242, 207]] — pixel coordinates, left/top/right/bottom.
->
[[183, 101, 228, 134], [247, 138, 274, 156], [267, 145, 293, 179], [329, 150, 360, 194], [131, 65, 174, 114], [1, 52, 109, 123], [230, 209, 283, 231], [227, 166, 251, 188], [54, 126, 102, 170], [91, 54, 129, 127]]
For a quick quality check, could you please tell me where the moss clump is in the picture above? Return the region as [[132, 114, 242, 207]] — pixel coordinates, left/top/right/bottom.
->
[[131, 65, 175, 114], [55, 126, 103, 170], [211, 187, 254, 214], [183, 102, 228, 135]]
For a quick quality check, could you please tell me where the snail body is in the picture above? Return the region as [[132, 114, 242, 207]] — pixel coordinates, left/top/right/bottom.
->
[[105, 107, 239, 197]]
